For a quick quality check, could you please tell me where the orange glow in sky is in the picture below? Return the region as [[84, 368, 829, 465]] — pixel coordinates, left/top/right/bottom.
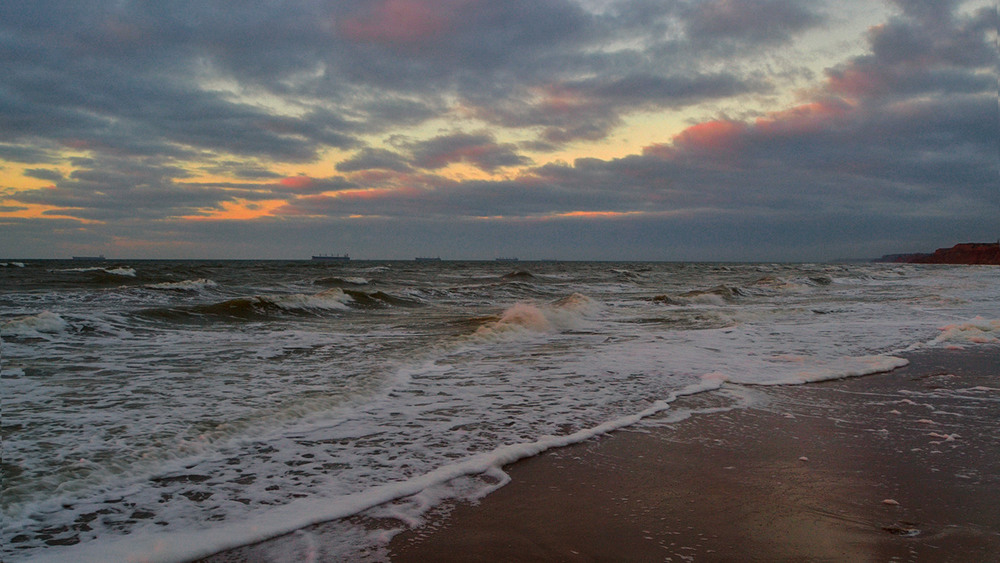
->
[[179, 199, 287, 221], [0, 200, 105, 223]]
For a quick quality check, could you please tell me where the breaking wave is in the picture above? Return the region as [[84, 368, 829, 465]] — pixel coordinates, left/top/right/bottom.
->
[[137, 287, 422, 322], [342, 289, 423, 308], [64, 266, 137, 277], [473, 293, 601, 339], [1, 311, 69, 338], [146, 278, 218, 292], [314, 276, 371, 287]]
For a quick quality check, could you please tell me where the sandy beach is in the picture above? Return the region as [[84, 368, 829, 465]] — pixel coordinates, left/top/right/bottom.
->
[[387, 346, 1000, 562], [196, 345, 1000, 562]]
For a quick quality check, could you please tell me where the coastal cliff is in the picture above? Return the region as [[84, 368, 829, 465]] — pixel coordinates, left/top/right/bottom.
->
[[878, 242, 1000, 265]]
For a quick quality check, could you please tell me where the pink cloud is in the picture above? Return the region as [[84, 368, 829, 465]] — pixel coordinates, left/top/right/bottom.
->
[[824, 63, 889, 98], [279, 175, 315, 190], [753, 99, 852, 135], [535, 83, 595, 115], [339, 0, 468, 46], [668, 120, 748, 153], [641, 98, 853, 164]]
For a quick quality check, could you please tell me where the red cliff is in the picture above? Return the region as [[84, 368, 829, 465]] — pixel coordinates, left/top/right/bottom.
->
[[879, 242, 1000, 265]]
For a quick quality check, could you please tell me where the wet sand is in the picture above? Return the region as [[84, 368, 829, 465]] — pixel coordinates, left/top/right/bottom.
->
[[388, 347, 1000, 562], [200, 346, 999, 562]]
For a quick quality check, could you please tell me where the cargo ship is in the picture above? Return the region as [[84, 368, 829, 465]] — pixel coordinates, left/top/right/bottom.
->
[[312, 254, 350, 261]]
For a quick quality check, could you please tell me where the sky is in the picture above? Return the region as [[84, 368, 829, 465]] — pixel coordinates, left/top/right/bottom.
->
[[1, 0, 997, 261]]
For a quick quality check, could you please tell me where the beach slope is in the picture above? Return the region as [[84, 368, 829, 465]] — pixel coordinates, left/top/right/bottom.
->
[[388, 347, 1000, 562]]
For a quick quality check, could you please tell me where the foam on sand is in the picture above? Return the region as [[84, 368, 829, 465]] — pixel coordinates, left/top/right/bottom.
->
[[21, 377, 727, 563], [933, 317, 1000, 345]]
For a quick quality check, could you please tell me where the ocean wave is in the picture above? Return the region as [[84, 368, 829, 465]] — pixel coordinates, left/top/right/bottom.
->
[[146, 278, 218, 291], [501, 269, 536, 280], [473, 293, 601, 339], [137, 286, 425, 323], [652, 284, 742, 307], [207, 289, 354, 315], [1, 261, 26, 267], [63, 266, 137, 277], [343, 289, 423, 308], [626, 310, 736, 330], [314, 276, 371, 287], [138, 288, 353, 321], [138, 287, 417, 321], [1, 311, 69, 338]]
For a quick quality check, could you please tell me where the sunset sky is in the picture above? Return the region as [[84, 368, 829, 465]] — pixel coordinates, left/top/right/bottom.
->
[[2, 0, 997, 260]]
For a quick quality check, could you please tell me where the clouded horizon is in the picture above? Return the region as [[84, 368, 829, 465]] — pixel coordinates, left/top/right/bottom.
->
[[2, 0, 997, 261]]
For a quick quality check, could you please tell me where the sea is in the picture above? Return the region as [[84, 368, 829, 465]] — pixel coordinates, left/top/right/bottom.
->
[[2, 259, 998, 562]]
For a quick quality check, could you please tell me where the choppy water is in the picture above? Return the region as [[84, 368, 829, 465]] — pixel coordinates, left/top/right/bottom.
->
[[2, 260, 998, 562]]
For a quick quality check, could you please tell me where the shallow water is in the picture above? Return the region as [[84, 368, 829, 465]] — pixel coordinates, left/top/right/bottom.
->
[[2, 260, 998, 561]]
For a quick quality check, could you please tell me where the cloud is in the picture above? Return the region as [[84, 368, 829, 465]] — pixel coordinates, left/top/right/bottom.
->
[[1, 0, 996, 260], [408, 133, 532, 172], [266, 0, 997, 237], [683, 0, 823, 50], [0, 143, 62, 164], [23, 168, 64, 181], [2, 0, 820, 165], [335, 148, 413, 173], [339, 0, 469, 47], [6, 154, 279, 222], [466, 71, 768, 144], [335, 133, 532, 174], [271, 175, 356, 195]]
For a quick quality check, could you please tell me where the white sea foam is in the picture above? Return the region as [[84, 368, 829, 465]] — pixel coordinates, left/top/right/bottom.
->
[[147, 278, 218, 291], [20, 377, 726, 563], [932, 317, 1000, 345], [62, 266, 137, 277], [1, 311, 69, 338], [731, 354, 910, 386], [106, 266, 136, 277], [474, 293, 600, 339], [263, 288, 353, 311]]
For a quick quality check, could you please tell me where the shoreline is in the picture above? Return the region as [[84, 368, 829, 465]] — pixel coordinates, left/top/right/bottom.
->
[[387, 345, 1000, 562], [198, 346, 999, 562]]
